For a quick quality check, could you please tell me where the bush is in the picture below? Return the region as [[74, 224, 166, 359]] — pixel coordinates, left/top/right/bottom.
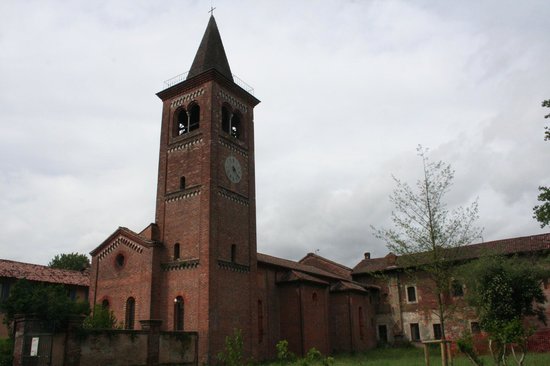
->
[[82, 304, 119, 329], [276, 339, 296, 364], [217, 328, 244, 366], [0, 338, 13, 366]]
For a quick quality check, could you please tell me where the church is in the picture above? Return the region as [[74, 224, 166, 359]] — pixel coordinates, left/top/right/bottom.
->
[[88, 16, 550, 364]]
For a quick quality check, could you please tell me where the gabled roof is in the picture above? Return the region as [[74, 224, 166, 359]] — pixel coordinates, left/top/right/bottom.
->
[[89, 226, 161, 257], [299, 252, 352, 280], [352, 233, 550, 275], [187, 16, 233, 81], [257, 252, 348, 281], [0, 259, 89, 287], [330, 281, 368, 293], [276, 270, 329, 286]]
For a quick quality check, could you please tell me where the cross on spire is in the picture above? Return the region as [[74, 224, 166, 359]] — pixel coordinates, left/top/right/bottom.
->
[[208, 6, 216, 16]]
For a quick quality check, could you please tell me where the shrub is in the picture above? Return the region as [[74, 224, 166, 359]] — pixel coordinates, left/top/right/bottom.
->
[[276, 339, 295, 364], [217, 328, 244, 366], [0, 338, 13, 366]]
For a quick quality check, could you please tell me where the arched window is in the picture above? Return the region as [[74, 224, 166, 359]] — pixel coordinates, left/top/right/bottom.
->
[[174, 296, 184, 331], [174, 243, 180, 260], [221, 106, 242, 140], [231, 244, 236, 263], [358, 306, 365, 340], [312, 292, 318, 303], [230, 113, 241, 139], [258, 300, 264, 343], [222, 106, 230, 133], [180, 176, 186, 190], [175, 104, 200, 136], [101, 299, 110, 309], [189, 104, 200, 132], [125, 297, 135, 330], [176, 109, 189, 135]]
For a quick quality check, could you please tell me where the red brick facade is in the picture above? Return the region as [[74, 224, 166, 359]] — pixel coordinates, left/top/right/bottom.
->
[[85, 15, 550, 364]]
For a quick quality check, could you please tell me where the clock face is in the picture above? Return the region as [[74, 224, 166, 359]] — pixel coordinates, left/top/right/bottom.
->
[[224, 155, 242, 183]]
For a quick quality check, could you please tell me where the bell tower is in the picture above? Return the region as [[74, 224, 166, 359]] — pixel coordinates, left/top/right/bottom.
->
[[155, 16, 260, 363]]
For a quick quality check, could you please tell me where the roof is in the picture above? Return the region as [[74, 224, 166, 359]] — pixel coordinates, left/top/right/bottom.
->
[[330, 281, 368, 293], [352, 233, 550, 275], [187, 16, 233, 81], [90, 226, 160, 256], [257, 253, 348, 281], [299, 252, 352, 280], [276, 270, 329, 286], [0, 259, 89, 287]]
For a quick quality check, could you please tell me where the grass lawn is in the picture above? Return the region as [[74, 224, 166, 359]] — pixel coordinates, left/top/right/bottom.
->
[[261, 346, 550, 366]]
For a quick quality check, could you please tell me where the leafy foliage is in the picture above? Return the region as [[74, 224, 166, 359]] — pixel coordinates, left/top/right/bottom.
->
[[48, 252, 90, 271], [373, 146, 482, 342], [82, 304, 119, 329], [543, 99, 549, 140], [456, 332, 485, 366], [0, 338, 13, 366], [217, 328, 244, 366], [276, 339, 296, 364], [460, 256, 548, 366], [0, 280, 89, 331], [533, 186, 550, 228]]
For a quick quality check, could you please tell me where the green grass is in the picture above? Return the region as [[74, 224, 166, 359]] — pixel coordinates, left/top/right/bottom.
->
[[261, 346, 550, 366]]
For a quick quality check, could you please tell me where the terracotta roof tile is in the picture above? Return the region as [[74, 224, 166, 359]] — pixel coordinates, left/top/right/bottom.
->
[[0, 259, 89, 287], [276, 270, 329, 285]]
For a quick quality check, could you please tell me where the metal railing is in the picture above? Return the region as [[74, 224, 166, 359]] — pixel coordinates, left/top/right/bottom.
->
[[162, 70, 254, 95]]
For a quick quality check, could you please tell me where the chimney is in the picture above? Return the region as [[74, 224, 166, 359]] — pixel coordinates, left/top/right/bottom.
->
[[364, 252, 371, 260]]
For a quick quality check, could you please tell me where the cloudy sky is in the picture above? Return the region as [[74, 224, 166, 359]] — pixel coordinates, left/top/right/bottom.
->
[[1, 0, 549, 268]]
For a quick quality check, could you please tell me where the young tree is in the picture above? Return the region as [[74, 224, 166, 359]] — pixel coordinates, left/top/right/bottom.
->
[[373, 146, 483, 349], [48, 252, 90, 271], [460, 256, 548, 366], [533, 100, 550, 228]]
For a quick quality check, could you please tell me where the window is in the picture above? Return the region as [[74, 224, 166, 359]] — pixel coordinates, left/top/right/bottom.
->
[[69, 288, 77, 301], [176, 109, 189, 135], [230, 113, 241, 139], [174, 296, 184, 331], [406, 286, 417, 303], [115, 254, 125, 268], [180, 176, 186, 190], [378, 324, 388, 343], [433, 323, 442, 340], [175, 104, 200, 136], [451, 280, 464, 297], [221, 106, 242, 139], [471, 321, 481, 334], [189, 104, 200, 132], [0, 282, 10, 302], [101, 299, 110, 309], [410, 323, 421, 341], [312, 292, 318, 303], [358, 306, 365, 340], [258, 300, 264, 343], [125, 297, 135, 330], [231, 244, 236, 263], [174, 243, 180, 260]]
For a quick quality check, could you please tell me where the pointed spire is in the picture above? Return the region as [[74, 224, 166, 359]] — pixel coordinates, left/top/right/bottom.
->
[[187, 16, 233, 81]]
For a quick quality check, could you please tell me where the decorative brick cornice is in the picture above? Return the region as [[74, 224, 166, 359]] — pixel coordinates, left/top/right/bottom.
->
[[217, 259, 250, 273], [98, 236, 144, 261], [168, 137, 203, 153], [165, 186, 201, 203], [218, 137, 248, 157], [217, 89, 248, 113], [162, 259, 200, 271], [217, 187, 249, 206], [170, 88, 205, 109]]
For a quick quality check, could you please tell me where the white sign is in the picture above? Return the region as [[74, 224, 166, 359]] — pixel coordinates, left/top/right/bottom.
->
[[30, 337, 39, 356]]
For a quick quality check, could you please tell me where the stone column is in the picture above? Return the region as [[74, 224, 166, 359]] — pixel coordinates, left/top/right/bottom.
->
[[140, 319, 162, 366]]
